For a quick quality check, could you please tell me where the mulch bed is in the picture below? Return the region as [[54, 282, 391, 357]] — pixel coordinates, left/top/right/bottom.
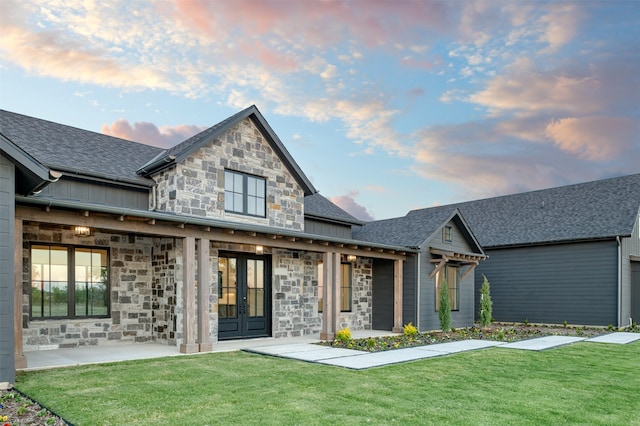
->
[[321, 322, 638, 352], [1, 388, 67, 426]]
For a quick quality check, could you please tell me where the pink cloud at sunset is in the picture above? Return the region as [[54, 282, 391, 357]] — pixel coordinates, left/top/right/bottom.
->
[[101, 120, 206, 148], [330, 192, 375, 222]]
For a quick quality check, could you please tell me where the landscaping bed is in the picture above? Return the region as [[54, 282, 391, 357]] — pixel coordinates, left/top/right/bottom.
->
[[321, 322, 639, 352], [1, 388, 67, 426]]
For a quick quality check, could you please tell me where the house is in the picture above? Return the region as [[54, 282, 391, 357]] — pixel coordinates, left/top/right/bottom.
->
[[1, 106, 425, 383], [397, 174, 640, 328]]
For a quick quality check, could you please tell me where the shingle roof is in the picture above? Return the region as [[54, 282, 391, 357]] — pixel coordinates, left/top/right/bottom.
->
[[353, 206, 461, 248], [366, 174, 640, 249], [137, 105, 317, 195], [0, 110, 162, 186], [304, 193, 363, 225]]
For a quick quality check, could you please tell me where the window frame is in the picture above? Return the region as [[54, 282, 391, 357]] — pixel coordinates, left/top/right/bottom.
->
[[443, 225, 453, 242], [30, 243, 110, 320], [224, 169, 267, 218], [435, 264, 459, 311], [340, 262, 352, 312]]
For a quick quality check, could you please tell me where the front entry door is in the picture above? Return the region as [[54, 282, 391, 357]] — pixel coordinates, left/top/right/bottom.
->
[[218, 253, 271, 340]]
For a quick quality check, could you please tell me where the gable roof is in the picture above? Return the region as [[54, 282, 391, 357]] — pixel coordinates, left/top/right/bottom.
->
[[0, 134, 60, 195], [354, 207, 483, 253], [0, 110, 162, 186], [137, 105, 317, 195], [407, 173, 640, 248], [304, 193, 363, 225]]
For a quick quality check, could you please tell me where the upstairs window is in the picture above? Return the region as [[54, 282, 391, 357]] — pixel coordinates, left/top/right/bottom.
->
[[224, 170, 266, 217], [443, 226, 452, 242]]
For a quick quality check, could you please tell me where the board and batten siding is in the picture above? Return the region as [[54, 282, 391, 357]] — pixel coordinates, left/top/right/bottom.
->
[[0, 153, 16, 383], [475, 240, 619, 326], [303, 219, 353, 239], [621, 213, 640, 326], [418, 220, 479, 331], [36, 178, 149, 210]]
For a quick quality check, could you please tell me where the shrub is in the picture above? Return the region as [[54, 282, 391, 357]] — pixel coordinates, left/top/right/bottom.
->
[[367, 338, 377, 349], [403, 322, 418, 337], [479, 275, 493, 327], [438, 277, 451, 332], [335, 327, 351, 343]]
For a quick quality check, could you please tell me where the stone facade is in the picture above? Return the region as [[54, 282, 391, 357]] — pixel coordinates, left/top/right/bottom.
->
[[21, 224, 181, 350], [337, 258, 373, 332], [154, 117, 305, 231], [272, 250, 323, 338]]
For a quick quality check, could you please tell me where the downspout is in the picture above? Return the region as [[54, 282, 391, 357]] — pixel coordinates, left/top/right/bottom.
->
[[617, 236, 622, 328]]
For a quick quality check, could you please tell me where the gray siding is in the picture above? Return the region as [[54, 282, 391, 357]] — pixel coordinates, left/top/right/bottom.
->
[[402, 255, 418, 327], [631, 262, 640, 325], [418, 248, 475, 331], [304, 219, 352, 239], [621, 213, 640, 325], [475, 241, 619, 326], [36, 177, 149, 209], [429, 219, 475, 253], [0, 153, 15, 383], [372, 259, 394, 330]]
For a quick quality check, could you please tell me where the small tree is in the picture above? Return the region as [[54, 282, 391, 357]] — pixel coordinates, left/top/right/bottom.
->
[[438, 277, 451, 331], [479, 274, 493, 327]]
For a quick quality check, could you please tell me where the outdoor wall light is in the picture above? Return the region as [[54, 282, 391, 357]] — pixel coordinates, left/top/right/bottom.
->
[[255, 245, 264, 255], [74, 226, 91, 237], [346, 255, 357, 263]]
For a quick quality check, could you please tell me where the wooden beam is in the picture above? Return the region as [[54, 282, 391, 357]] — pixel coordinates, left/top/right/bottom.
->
[[460, 262, 479, 281], [180, 237, 198, 354], [429, 258, 447, 279], [197, 238, 212, 352], [392, 259, 404, 333]]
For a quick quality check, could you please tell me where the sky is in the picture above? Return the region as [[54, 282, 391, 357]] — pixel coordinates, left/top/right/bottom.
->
[[1, 0, 638, 221]]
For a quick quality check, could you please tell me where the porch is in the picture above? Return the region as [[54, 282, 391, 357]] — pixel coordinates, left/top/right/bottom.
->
[[20, 330, 399, 370]]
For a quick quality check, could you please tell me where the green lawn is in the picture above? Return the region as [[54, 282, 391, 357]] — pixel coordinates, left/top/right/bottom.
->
[[16, 342, 640, 425]]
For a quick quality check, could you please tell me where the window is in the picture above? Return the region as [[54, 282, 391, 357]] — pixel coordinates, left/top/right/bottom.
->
[[340, 263, 352, 312], [31, 245, 109, 319], [435, 265, 459, 311], [443, 226, 452, 242], [224, 170, 266, 217]]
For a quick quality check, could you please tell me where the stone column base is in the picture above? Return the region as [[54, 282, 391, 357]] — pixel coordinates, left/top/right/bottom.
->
[[391, 327, 404, 333], [180, 343, 199, 354]]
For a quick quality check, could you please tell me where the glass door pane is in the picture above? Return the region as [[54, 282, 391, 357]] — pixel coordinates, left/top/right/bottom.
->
[[247, 259, 265, 317], [218, 257, 237, 318]]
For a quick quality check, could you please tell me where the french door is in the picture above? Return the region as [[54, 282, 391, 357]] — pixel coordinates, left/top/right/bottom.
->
[[218, 253, 271, 339]]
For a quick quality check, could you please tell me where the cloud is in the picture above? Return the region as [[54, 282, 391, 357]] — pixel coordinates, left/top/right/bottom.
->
[[545, 116, 637, 161], [101, 119, 206, 148], [330, 192, 375, 222]]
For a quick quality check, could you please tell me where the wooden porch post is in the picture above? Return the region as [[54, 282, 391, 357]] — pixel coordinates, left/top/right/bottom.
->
[[331, 252, 341, 334], [180, 236, 198, 354], [197, 238, 212, 352], [14, 218, 26, 369], [320, 252, 334, 340], [392, 259, 404, 333]]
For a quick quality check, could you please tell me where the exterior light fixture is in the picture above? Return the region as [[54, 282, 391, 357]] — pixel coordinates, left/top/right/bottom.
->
[[255, 245, 264, 255], [346, 255, 357, 263], [74, 226, 91, 237]]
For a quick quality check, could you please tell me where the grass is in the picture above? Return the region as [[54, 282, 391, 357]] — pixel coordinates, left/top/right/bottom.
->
[[14, 342, 640, 425]]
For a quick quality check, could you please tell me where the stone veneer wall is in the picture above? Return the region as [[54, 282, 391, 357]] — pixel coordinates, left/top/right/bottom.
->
[[153, 117, 305, 231], [151, 238, 177, 345], [21, 223, 155, 350], [337, 258, 373, 332], [272, 250, 323, 338]]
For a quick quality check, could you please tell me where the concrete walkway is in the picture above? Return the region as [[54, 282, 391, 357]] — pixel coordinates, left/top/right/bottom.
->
[[20, 332, 639, 371]]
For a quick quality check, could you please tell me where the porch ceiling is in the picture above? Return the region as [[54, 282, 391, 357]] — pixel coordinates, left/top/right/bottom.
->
[[16, 197, 414, 260]]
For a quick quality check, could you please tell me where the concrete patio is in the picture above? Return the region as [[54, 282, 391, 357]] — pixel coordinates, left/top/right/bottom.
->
[[19, 331, 640, 372]]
